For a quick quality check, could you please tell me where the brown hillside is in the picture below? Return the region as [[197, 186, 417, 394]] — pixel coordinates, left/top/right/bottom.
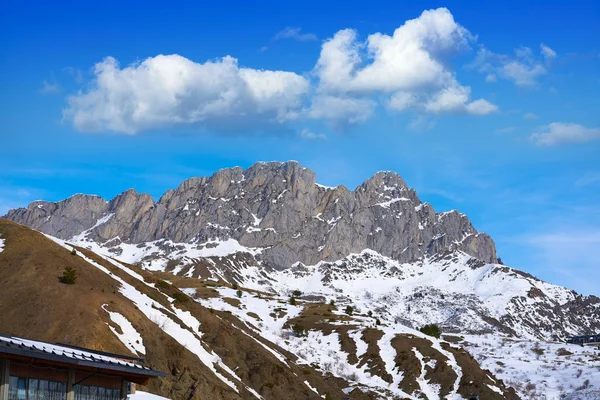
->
[[0, 219, 352, 399]]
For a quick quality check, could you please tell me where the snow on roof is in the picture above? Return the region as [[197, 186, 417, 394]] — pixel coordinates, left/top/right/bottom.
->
[[0, 334, 164, 377]]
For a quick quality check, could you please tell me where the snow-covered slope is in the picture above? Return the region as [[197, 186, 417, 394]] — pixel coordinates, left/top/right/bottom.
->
[[68, 228, 600, 342], [261, 250, 599, 341], [62, 234, 600, 398], [461, 334, 600, 399]]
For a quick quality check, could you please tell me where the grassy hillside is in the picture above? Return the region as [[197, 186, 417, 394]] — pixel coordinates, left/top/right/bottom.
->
[[0, 219, 352, 399]]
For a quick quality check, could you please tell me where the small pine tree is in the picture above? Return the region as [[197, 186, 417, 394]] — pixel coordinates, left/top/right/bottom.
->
[[368, 310, 373, 318], [289, 297, 296, 306], [70, 248, 77, 256], [419, 324, 441, 339], [292, 324, 308, 337], [173, 292, 188, 303], [236, 289, 242, 298], [232, 282, 239, 290], [61, 266, 77, 284], [345, 305, 354, 315], [375, 318, 381, 325], [292, 289, 302, 297], [329, 299, 335, 307], [156, 280, 170, 290]]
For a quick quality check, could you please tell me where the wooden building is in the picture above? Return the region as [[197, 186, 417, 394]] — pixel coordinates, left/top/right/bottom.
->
[[0, 334, 165, 400], [567, 334, 600, 346]]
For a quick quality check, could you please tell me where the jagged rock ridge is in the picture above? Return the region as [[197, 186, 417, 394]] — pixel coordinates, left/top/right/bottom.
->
[[4, 161, 496, 269]]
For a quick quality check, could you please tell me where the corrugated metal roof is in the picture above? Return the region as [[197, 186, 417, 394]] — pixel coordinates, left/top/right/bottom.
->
[[0, 334, 165, 378]]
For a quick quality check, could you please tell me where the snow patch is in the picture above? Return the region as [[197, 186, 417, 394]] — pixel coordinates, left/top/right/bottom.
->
[[316, 183, 336, 190], [102, 305, 146, 355], [374, 198, 410, 208], [251, 213, 262, 226]]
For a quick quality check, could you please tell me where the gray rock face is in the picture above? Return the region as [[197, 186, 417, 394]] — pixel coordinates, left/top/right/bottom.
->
[[3, 161, 497, 269]]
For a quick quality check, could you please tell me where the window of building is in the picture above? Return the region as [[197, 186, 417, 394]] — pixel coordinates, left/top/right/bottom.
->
[[74, 384, 121, 400], [8, 377, 67, 400]]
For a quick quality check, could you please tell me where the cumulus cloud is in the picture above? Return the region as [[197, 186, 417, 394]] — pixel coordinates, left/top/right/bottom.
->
[[64, 55, 310, 134], [64, 8, 499, 134], [471, 45, 550, 87], [424, 85, 498, 115], [314, 8, 496, 116], [315, 8, 470, 93], [388, 92, 418, 111], [274, 27, 318, 41], [388, 84, 497, 115], [531, 123, 600, 146], [502, 61, 546, 86], [523, 112, 538, 120]]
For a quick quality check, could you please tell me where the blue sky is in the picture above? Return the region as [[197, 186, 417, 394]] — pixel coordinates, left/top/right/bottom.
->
[[1, 0, 599, 294]]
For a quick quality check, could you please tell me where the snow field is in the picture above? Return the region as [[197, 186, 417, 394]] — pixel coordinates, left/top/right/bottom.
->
[[460, 334, 600, 400]]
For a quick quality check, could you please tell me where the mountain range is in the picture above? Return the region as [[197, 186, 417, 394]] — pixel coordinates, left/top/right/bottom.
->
[[2, 161, 599, 399]]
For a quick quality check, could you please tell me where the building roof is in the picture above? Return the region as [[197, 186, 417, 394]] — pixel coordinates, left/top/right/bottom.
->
[[0, 334, 165, 378]]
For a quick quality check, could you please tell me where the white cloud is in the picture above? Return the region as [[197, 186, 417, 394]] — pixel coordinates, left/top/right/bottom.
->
[[307, 95, 376, 127], [531, 122, 600, 146], [274, 27, 317, 41], [523, 112, 538, 120], [40, 80, 61, 94], [471, 45, 549, 87], [540, 43, 557, 61], [502, 61, 546, 86], [424, 84, 498, 115], [388, 91, 417, 111], [315, 8, 471, 93], [64, 55, 310, 134], [64, 8, 499, 134], [314, 8, 495, 117], [299, 129, 327, 140], [465, 99, 498, 115]]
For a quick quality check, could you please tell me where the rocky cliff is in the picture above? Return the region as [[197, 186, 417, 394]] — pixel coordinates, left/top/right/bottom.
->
[[4, 161, 496, 269]]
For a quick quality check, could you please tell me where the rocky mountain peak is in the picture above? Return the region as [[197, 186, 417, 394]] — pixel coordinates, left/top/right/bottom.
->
[[362, 170, 407, 189], [4, 161, 497, 267]]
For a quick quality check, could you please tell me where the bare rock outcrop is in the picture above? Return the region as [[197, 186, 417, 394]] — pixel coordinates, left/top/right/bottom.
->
[[4, 161, 497, 268]]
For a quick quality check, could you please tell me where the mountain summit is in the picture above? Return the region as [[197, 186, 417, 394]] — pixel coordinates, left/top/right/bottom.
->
[[5, 161, 496, 269]]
